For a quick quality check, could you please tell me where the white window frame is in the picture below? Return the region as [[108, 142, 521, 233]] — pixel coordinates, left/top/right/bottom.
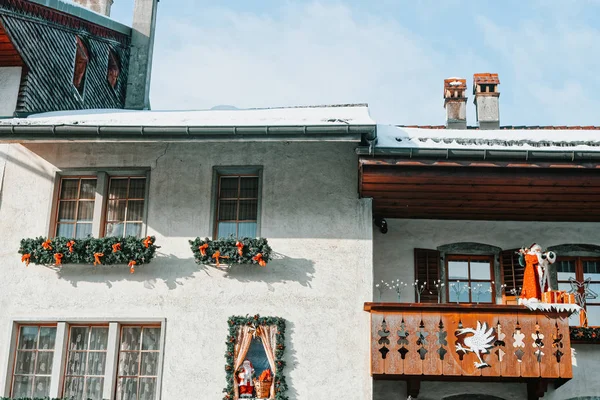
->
[[49, 169, 151, 239], [1, 318, 166, 400]]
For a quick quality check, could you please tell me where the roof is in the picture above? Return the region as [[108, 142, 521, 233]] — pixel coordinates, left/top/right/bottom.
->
[[373, 125, 600, 152], [1, 104, 374, 127]]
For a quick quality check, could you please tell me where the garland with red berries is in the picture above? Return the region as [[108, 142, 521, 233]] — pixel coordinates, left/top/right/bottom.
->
[[189, 237, 272, 267]]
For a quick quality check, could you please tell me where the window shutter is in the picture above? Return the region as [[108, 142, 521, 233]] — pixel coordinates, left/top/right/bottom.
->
[[414, 248, 440, 303], [501, 248, 523, 293]]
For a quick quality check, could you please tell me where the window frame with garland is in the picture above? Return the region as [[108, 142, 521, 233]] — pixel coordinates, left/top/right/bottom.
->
[[212, 166, 263, 240], [2, 319, 165, 400], [50, 170, 150, 240]]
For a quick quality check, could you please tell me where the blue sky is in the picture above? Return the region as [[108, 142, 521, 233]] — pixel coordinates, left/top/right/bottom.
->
[[109, 0, 600, 126]]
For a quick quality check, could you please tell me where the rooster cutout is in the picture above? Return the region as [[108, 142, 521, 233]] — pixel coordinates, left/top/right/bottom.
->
[[455, 321, 496, 368]]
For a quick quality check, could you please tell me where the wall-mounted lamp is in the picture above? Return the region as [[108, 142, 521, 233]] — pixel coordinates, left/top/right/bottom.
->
[[374, 217, 388, 234]]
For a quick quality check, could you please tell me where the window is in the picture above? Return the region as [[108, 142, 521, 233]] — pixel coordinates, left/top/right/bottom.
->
[[215, 172, 260, 238], [52, 173, 148, 238], [11, 325, 57, 398], [5, 321, 164, 400], [73, 36, 89, 96], [116, 326, 161, 400], [447, 255, 494, 303], [557, 257, 600, 326], [107, 50, 120, 89], [63, 326, 109, 400], [56, 177, 97, 238]]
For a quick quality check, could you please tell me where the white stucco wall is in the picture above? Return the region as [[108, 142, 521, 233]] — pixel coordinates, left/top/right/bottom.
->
[[0, 141, 373, 399], [0, 67, 21, 117], [373, 218, 600, 399]]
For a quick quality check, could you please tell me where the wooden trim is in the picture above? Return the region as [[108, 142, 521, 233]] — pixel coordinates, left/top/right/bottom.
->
[[363, 302, 572, 314]]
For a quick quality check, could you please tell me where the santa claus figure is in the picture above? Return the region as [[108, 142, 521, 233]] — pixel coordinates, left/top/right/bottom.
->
[[519, 243, 556, 302], [237, 359, 254, 398]]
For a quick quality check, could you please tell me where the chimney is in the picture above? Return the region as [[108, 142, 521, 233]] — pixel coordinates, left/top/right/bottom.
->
[[125, 0, 159, 110], [443, 77, 467, 129], [473, 73, 500, 129], [72, 0, 114, 16]]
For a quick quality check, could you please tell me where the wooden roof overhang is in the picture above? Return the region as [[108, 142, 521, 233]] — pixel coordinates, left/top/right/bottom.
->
[[360, 157, 600, 221], [0, 19, 23, 67]]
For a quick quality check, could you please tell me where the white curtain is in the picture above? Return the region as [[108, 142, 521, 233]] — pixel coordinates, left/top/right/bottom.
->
[[233, 326, 253, 399], [258, 326, 278, 399]]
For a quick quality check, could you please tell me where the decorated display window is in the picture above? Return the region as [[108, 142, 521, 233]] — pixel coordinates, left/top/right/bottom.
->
[[224, 315, 287, 400], [10, 325, 57, 398]]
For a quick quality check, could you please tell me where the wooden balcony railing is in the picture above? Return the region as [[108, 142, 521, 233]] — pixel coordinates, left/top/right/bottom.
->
[[364, 303, 573, 382]]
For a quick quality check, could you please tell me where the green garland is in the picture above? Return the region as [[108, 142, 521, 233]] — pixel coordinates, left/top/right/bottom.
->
[[18, 236, 158, 271], [223, 315, 288, 400], [570, 326, 600, 343], [0, 398, 63, 400], [189, 237, 272, 267]]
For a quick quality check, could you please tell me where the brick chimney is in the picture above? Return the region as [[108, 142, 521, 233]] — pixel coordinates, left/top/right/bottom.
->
[[72, 0, 114, 16], [125, 0, 159, 110], [473, 73, 500, 129], [444, 77, 467, 129]]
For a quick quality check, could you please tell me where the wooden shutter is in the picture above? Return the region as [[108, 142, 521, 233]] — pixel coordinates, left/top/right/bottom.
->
[[501, 248, 523, 293], [414, 248, 440, 303]]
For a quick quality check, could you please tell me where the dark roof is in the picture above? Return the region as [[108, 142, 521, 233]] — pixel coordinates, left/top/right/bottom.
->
[[0, 0, 130, 116], [399, 125, 600, 130]]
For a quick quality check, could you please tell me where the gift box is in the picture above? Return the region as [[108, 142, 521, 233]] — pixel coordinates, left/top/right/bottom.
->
[[560, 292, 577, 304], [542, 290, 563, 303]]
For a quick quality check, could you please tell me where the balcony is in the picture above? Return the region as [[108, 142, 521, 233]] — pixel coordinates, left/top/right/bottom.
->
[[364, 302, 573, 398]]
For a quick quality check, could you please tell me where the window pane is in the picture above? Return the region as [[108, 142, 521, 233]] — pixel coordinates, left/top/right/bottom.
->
[[36, 351, 53, 374], [58, 201, 77, 222], [79, 179, 97, 199], [584, 261, 600, 281], [19, 326, 39, 349], [121, 327, 141, 351], [141, 353, 158, 375], [125, 223, 142, 238], [107, 200, 126, 221], [39, 327, 56, 350], [448, 281, 470, 303], [75, 223, 93, 239], [140, 378, 156, 399], [587, 306, 600, 326], [15, 351, 35, 374], [70, 327, 89, 350], [240, 177, 258, 198], [129, 178, 146, 199], [557, 260, 576, 273], [87, 352, 107, 375], [85, 377, 104, 400], [238, 199, 257, 220], [33, 376, 51, 397], [219, 177, 239, 198], [238, 222, 257, 238], [119, 352, 140, 376], [127, 201, 145, 221], [77, 201, 95, 221], [109, 179, 129, 199], [217, 222, 236, 239], [64, 376, 84, 400], [90, 327, 109, 351], [586, 283, 600, 304], [60, 179, 79, 199], [448, 261, 469, 280], [471, 282, 493, 303], [57, 223, 75, 238], [106, 222, 125, 237], [470, 261, 491, 280], [142, 328, 161, 350], [218, 200, 237, 220], [116, 377, 138, 400], [558, 272, 577, 281], [13, 375, 33, 398], [67, 351, 87, 375]]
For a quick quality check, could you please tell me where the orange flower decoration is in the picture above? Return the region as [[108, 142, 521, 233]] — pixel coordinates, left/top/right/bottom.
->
[[212, 250, 229, 266], [253, 253, 267, 267], [67, 240, 76, 253], [53, 253, 63, 266], [199, 243, 209, 256], [112, 243, 122, 253], [93, 252, 104, 266], [143, 236, 153, 248], [235, 241, 244, 256], [128, 260, 137, 274], [21, 253, 31, 266], [42, 240, 52, 250]]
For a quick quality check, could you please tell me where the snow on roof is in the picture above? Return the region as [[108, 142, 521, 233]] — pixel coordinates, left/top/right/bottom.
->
[[1, 104, 374, 127], [376, 125, 600, 152]]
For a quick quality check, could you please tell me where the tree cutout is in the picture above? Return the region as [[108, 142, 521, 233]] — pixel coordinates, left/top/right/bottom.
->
[[436, 320, 448, 360], [378, 319, 391, 359], [552, 321, 564, 362], [494, 321, 506, 362], [455, 320, 466, 360], [513, 322, 525, 363], [531, 323, 545, 362], [397, 319, 410, 359], [416, 320, 429, 360]]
